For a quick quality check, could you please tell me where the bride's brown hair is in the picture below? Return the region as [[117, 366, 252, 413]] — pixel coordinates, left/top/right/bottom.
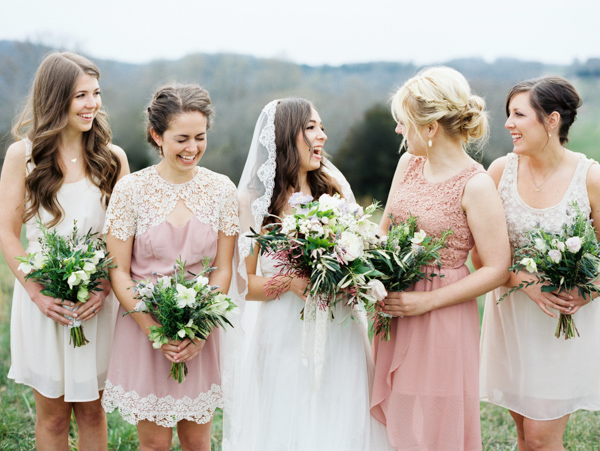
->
[[265, 98, 341, 226], [13, 52, 121, 227]]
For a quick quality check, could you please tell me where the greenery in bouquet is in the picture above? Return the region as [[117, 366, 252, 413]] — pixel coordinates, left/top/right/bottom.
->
[[500, 202, 600, 339], [365, 215, 451, 341], [127, 258, 237, 383], [250, 192, 380, 319], [16, 220, 113, 347]]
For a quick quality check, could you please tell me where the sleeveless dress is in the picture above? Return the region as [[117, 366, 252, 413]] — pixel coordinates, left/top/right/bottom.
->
[[480, 152, 600, 419], [8, 139, 118, 402], [100, 166, 239, 427], [235, 251, 392, 451], [371, 155, 485, 451]]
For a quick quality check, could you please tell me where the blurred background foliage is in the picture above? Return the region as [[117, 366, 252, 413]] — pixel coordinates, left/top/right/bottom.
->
[[1, 40, 600, 202]]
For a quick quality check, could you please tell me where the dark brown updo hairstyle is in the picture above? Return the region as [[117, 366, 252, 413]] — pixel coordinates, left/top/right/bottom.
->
[[265, 97, 341, 226], [505, 76, 582, 145], [13, 51, 121, 227], [146, 83, 214, 152]]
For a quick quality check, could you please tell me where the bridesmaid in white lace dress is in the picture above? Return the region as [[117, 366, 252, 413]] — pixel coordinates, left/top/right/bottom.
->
[[479, 76, 600, 450], [101, 84, 238, 451], [0, 52, 128, 450]]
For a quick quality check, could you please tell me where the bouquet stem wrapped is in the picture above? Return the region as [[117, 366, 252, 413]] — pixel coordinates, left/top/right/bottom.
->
[[16, 221, 113, 347]]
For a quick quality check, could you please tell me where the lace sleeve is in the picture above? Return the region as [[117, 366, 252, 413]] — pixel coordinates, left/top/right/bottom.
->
[[218, 178, 240, 236], [103, 175, 137, 241]]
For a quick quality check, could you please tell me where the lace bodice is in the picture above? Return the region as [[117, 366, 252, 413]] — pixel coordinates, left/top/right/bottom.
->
[[388, 155, 486, 269], [499, 152, 595, 249], [104, 166, 239, 241]]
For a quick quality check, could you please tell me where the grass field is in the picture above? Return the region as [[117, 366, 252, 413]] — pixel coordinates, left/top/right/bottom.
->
[[1, 252, 599, 450]]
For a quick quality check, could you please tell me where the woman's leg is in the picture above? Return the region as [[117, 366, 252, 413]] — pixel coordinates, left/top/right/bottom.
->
[[137, 420, 174, 451], [72, 394, 107, 451], [510, 410, 570, 451], [177, 419, 213, 451], [33, 390, 72, 451]]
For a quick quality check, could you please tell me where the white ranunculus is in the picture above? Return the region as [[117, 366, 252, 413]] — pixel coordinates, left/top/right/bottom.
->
[[520, 257, 538, 273], [317, 194, 342, 212], [133, 300, 148, 312], [548, 249, 562, 264], [18, 262, 33, 275], [82, 261, 96, 273], [366, 279, 388, 303], [337, 231, 364, 263], [551, 239, 565, 252], [534, 238, 548, 253], [410, 230, 427, 245], [207, 293, 230, 315], [195, 276, 210, 288], [566, 236, 582, 253], [176, 284, 197, 308], [91, 250, 105, 265]]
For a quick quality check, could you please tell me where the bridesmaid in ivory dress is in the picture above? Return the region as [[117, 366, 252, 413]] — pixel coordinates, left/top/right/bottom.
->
[[0, 52, 128, 450], [479, 76, 600, 451], [101, 84, 238, 451], [370, 66, 511, 451]]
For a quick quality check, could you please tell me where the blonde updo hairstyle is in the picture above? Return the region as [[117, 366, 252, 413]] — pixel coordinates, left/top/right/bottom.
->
[[391, 66, 489, 152]]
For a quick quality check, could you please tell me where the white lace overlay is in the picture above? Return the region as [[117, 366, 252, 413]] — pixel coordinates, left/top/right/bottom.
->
[[499, 153, 594, 249], [101, 380, 223, 428], [103, 166, 239, 241]]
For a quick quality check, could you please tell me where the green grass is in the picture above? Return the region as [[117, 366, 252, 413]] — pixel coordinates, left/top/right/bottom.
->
[[1, 251, 599, 449]]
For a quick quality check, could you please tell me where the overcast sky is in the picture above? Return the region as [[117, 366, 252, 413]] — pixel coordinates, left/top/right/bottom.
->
[[2, 0, 598, 66]]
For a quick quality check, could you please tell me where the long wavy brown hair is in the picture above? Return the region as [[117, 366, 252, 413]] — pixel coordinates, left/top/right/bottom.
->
[[264, 98, 341, 226], [13, 52, 121, 227]]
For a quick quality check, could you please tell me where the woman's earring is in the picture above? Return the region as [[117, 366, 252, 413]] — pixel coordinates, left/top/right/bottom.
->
[[428, 139, 432, 148], [159, 146, 163, 157]]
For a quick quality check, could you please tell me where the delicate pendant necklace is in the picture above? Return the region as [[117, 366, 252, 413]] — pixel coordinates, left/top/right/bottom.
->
[[528, 148, 565, 192]]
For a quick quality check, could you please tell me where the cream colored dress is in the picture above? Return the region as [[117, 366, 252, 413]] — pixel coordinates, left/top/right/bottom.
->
[[8, 139, 118, 402], [480, 152, 600, 419]]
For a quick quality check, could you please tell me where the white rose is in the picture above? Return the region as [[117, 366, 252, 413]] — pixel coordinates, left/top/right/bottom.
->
[[366, 279, 387, 303], [548, 249, 562, 264], [565, 236, 582, 253], [410, 230, 427, 245], [317, 194, 342, 212], [176, 284, 197, 308], [133, 300, 148, 312], [534, 238, 548, 253], [337, 231, 364, 263], [520, 257, 538, 273]]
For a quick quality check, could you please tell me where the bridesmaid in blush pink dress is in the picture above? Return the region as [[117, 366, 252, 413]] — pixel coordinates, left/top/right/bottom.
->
[[101, 84, 238, 451], [370, 67, 511, 451]]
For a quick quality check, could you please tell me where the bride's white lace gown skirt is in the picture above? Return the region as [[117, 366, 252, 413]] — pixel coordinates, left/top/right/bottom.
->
[[236, 254, 391, 451]]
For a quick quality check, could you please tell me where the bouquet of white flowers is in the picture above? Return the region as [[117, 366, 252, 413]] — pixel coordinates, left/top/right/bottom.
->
[[500, 202, 600, 339], [16, 221, 113, 347], [365, 215, 450, 341], [250, 193, 380, 318], [127, 258, 237, 383]]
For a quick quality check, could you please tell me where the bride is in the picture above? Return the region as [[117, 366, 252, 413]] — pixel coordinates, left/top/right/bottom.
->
[[225, 98, 391, 450]]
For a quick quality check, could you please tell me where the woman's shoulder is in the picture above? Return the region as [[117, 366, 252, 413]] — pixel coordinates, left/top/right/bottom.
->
[[197, 167, 237, 192], [4, 140, 28, 161], [113, 166, 154, 191]]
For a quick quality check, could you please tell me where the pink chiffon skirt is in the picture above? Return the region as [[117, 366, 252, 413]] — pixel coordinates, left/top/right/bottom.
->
[[371, 265, 481, 451]]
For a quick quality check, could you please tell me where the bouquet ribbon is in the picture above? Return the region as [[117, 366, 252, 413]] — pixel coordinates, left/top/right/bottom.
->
[[301, 293, 330, 390], [63, 304, 83, 329]]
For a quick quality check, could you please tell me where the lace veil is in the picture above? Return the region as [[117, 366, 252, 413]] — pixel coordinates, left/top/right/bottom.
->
[[222, 99, 355, 450]]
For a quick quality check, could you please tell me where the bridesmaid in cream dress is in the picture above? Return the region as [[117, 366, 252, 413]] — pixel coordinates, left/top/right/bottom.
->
[[0, 52, 128, 450], [479, 76, 600, 450]]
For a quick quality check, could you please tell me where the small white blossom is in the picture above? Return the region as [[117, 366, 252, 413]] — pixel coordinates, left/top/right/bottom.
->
[[366, 279, 387, 303], [534, 238, 548, 253], [521, 257, 538, 273], [195, 276, 210, 288], [337, 231, 364, 263], [18, 262, 33, 275], [33, 254, 46, 270], [410, 230, 427, 245], [176, 284, 197, 308], [548, 249, 562, 264], [133, 301, 148, 312], [82, 261, 96, 273], [90, 250, 105, 265], [551, 239, 565, 252], [565, 236, 582, 253], [207, 293, 231, 315], [317, 194, 342, 212]]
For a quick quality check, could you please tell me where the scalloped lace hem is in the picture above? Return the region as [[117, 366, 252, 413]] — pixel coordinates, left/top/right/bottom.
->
[[101, 380, 223, 427]]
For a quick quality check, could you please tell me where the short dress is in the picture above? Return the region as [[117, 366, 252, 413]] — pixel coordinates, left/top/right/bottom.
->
[[480, 152, 600, 419], [371, 154, 485, 451], [8, 138, 118, 402], [100, 166, 239, 427]]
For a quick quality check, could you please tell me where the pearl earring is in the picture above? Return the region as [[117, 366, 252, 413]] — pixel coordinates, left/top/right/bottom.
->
[[428, 139, 432, 148]]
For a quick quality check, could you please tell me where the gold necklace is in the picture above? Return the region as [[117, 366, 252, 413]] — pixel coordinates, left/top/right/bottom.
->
[[527, 148, 565, 192]]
